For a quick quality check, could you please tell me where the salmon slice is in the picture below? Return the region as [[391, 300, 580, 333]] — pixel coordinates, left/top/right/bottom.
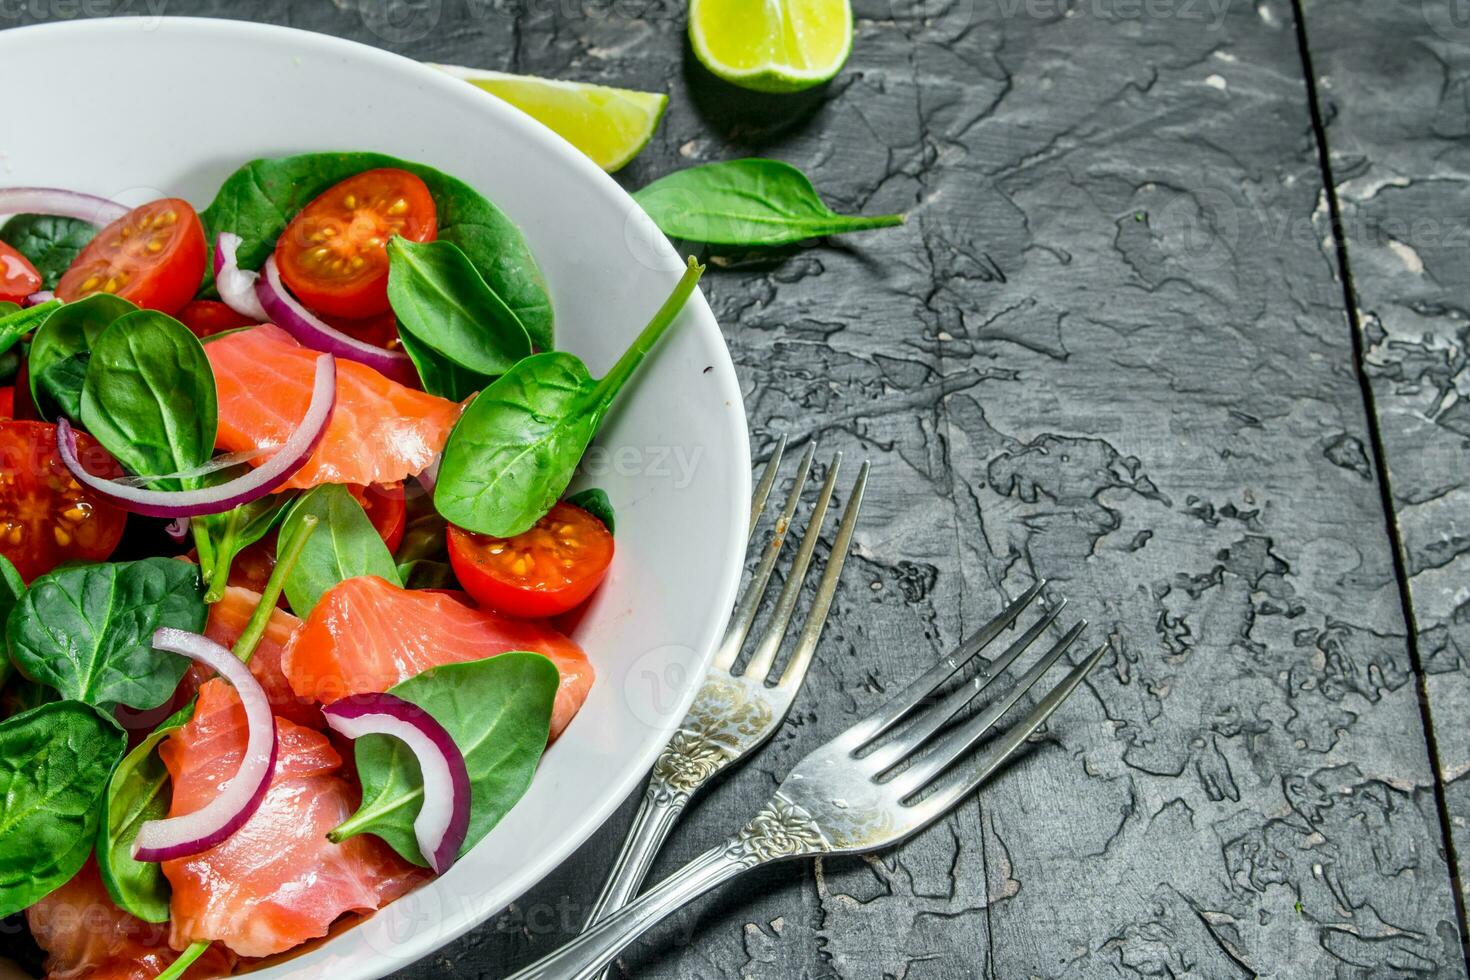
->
[[162, 679, 426, 958], [200, 585, 321, 729], [281, 575, 595, 739], [205, 324, 461, 490], [26, 858, 233, 980]]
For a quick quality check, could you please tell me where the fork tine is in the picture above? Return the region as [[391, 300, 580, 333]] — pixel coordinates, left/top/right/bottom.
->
[[748, 435, 788, 540], [842, 580, 1048, 750], [741, 454, 842, 681], [713, 443, 816, 670], [884, 621, 1086, 799], [777, 462, 868, 690], [901, 643, 1108, 823], [861, 599, 1066, 775]]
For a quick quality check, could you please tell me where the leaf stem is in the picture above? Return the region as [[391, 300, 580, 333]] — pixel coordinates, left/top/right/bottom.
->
[[156, 941, 210, 980], [233, 514, 317, 664], [591, 256, 705, 410], [202, 508, 243, 605]]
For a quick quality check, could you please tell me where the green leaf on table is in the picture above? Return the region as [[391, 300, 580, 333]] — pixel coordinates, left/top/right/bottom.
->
[[564, 488, 615, 534], [0, 700, 126, 917], [96, 700, 196, 923], [278, 484, 401, 616], [633, 159, 905, 247], [28, 292, 137, 419], [387, 237, 531, 382], [434, 258, 703, 537], [80, 310, 217, 490], [0, 215, 97, 291], [199, 151, 553, 350], [328, 651, 559, 866], [8, 558, 207, 710]]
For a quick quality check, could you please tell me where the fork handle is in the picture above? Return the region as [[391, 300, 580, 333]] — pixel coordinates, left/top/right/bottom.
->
[[504, 842, 752, 980], [583, 784, 688, 934]]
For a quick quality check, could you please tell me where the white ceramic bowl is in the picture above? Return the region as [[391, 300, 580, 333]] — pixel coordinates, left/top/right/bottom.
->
[[0, 17, 748, 979]]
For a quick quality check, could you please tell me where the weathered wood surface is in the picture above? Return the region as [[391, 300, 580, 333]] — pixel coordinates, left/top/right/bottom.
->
[[9, 0, 1470, 976]]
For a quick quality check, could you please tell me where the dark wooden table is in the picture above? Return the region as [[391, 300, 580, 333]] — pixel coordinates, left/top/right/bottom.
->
[[12, 0, 1470, 976]]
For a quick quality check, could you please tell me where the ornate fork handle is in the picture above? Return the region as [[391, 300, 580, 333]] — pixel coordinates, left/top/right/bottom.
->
[[508, 796, 827, 980]]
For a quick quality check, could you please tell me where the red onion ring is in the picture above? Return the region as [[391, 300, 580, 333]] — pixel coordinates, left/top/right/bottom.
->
[[255, 256, 418, 386], [323, 693, 470, 875], [23, 290, 54, 307], [164, 517, 191, 542], [0, 187, 128, 225], [56, 353, 337, 518], [212, 232, 268, 322], [133, 628, 278, 863]]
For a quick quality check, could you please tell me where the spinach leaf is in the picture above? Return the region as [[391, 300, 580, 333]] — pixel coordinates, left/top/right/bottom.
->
[[0, 302, 16, 316], [199, 152, 553, 350], [80, 310, 217, 490], [396, 559, 456, 590], [36, 353, 89, 420], [9, 558, 207, 710], [96, 701, 195, 923], [564, 488, 615, 534], [0, 215, 96, 291], [435, 258, 703, 536], [0, 700, 126, 917], [278, 484, 401, 616], [329, 651, 559, 866], [197, 488, 295, 604], [387, 237, 531, 379], [0, 300, 59, 359], [398, 328, 489, 403], [633, 159, 905, 247], [0, 555, 24, 687], [28, 293, 137, 418]]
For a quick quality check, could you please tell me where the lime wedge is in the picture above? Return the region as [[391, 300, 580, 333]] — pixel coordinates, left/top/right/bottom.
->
[[434, 65, 668, 173], [689, 0, 853, 93]]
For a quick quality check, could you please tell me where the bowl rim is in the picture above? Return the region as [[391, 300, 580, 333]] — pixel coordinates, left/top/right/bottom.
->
[[0, 15, 751, 978]]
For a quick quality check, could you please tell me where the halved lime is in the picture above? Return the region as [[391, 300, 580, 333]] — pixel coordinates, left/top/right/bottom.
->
[[689, 0, 853, 93], [434, 65, 668, 173]]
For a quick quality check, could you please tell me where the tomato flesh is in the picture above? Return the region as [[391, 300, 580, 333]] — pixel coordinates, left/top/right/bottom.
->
[[176, 299, 257, 339], [55, 199, 206, 315], [448, 502, 613, 618], [0, 242, 42, 304], [0, 421, 127, 581], [276, 169, 437, 319], [349, 482, 407, 553]]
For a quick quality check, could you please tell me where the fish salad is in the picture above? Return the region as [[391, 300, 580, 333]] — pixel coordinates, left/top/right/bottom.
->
[[0, 153, 703, 979]]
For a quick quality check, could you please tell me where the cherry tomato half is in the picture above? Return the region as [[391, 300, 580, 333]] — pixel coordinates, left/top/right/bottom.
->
[[276, 169, 437, 319], [349, 482, 407, 553], [176, 299, 257, 339], [0, 242, 42, 304], [56, 199, 206, 315], [447, 502, 613, 618], [0, 420, 127, 581]]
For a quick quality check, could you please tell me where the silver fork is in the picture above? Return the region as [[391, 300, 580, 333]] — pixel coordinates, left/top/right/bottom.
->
[[580, 436, 869, 951], [507, 584, 1105, 980]]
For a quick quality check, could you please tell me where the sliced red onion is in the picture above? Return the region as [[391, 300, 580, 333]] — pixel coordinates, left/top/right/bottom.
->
[[256, 256, 418, 386], [115, 447, 267, 488], [133, 628, 278, 862], [56, 353, 337, 518], [165, 517, 191, 542], [323, 693, 470, 875], [212, 232, 268, 322], [0, 188, 128, 225], [23, 290, 54, 307], [415, 453, 442, 495]]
